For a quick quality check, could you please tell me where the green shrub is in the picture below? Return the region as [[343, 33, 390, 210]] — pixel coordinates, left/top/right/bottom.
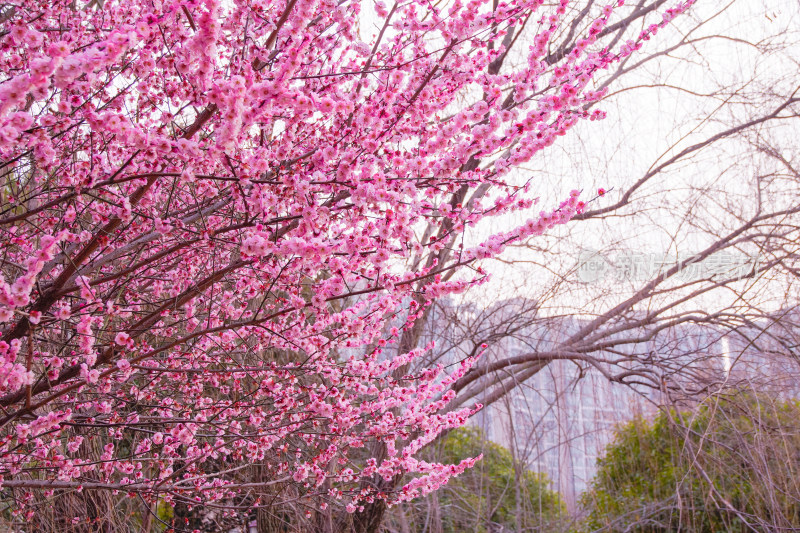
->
[[581, 393, 800, 532]]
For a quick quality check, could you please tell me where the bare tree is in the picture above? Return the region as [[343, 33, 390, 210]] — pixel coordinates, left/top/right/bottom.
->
[[380, 2, 800, 531]]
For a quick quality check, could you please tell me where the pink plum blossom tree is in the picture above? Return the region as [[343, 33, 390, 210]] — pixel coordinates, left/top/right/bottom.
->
[[0, 0, 693, 529]]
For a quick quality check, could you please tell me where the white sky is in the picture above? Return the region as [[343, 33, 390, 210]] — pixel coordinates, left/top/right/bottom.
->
[[447, 0, 800, 317]]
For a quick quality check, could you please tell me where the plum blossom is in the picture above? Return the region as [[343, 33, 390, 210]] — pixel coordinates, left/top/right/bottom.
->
[[0, 0, 695, 516]]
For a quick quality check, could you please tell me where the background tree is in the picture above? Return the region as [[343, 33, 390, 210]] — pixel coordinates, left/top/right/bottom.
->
[[383, 426, 566, 533], [442, 0, 800, 415], [390, 2, 800, 529], [581, 392, 800, 532]]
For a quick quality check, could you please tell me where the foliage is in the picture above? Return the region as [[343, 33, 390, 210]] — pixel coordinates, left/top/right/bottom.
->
[[386, 426, 565, 532], [581, 393, 800, 532]]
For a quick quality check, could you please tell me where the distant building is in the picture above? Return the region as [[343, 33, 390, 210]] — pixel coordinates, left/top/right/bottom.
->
[[428, 300, 800, 511]]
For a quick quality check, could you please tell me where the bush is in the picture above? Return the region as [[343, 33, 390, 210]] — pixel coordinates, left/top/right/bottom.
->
[[386, 426, 566, 532], [581, 393, 800, 532]]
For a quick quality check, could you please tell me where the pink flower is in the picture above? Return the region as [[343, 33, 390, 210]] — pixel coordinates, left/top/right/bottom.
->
[[318, 98, 336, 113], [9, 26, 27, 43], [293, 465, 309, 482], [28, 311, 42, 325], [27, 30, 44, 48], [48, 41, 71, 57]]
